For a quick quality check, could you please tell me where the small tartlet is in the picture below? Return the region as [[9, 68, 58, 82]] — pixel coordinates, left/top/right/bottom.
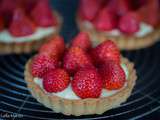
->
[[0, 12, 62, 54], [24, 57, 137, 116], [77, 18, 160, 50], [76, 0, 160, 50]]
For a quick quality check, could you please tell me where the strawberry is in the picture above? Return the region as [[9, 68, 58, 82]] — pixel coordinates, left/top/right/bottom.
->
[[145, 0, 159, 26], [118, 12, 140, 34], [0, 0, 16, 12], [39, 36, 65, 60], [9, 8, 35, 37], [93, 8, 117, 31], [98, 60, 126, 90], [71, 32, 91, 51], [105, 0, 118, 14], [0, 16, 4, 31], [31, 0, 57, 27], [31, 53, 59, 77], [91, 40, 120, 65], [43, 68, 70, 93], [78, 0, 102, 21], [63, 47, 94, 74], [72, 68, 103, 99]]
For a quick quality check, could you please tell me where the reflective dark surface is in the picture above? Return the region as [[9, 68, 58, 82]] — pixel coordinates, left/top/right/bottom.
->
[[0, 0, 160, 120]]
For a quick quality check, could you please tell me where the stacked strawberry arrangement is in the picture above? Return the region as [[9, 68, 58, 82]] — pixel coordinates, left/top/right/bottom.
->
[[31, 32, 126, 99], [0, 0, 57, 37], [78, 0, 160, 35]]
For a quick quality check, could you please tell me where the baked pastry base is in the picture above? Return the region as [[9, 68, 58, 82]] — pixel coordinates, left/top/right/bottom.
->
[[24, 57, 137, 116], [77, 17, 160, 50], [0, 12, 62, 54]]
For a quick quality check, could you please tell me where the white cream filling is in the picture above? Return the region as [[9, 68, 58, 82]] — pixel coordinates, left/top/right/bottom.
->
[[34, 64, 129, 100], [0, 27, 55, 43], [83, 21, 153, 37]]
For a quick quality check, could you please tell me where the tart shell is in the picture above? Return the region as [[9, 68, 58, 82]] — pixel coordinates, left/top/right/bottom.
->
[[77, 17, 160, 50], [24, 57, 137, 116], [0, 12, 62, 54]]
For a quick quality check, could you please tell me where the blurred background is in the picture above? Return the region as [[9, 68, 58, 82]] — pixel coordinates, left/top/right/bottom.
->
[[0, 0, 160, 120]]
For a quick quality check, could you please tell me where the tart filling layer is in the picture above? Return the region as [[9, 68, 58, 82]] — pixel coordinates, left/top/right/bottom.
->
[[83, 21, 153, 37], [0, 27, 55, 43], [34, 63, 128, 100]]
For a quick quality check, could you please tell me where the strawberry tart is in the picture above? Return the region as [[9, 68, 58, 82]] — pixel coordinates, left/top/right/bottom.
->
[[24, 32, 137, 116], [77, 0, 160, 50], [0, 0, 62, 54]]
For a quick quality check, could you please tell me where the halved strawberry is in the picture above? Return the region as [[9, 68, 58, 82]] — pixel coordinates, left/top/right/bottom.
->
[[78, 0, 102, 21], [63, 47, 94, 74], [93, 8, 117, 31], [43, 68, 70, 93], [31, 0, 57, 27], [9, 8, 35, 37], [71, 32, 91, 51], [39, 36, 65, 60], [91, 40, 120, 65], [72, 67, 103, 99], [118, 12, 140, 34], [98, 60, 126, 90], [31, 53, 59, 77]]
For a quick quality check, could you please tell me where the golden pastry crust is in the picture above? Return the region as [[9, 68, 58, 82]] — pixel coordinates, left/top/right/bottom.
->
[[24, 57, 137, 116], [0, 11, 62, 54], [77, 17, 160, 50]]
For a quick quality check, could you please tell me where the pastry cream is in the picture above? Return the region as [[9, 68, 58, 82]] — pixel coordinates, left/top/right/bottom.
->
[[83, 21, 153, 37], [34, 63, 128, 99], [0, 27, 55, 43]]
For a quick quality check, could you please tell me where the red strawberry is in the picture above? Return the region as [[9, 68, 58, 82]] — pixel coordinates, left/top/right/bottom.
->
[[99, 60, 126, 90], [130, 0, 146, 10], [0, 16, 4, 31], [31, 0, 57, 27], [39, 36, 65, 60], [105, 0, 118, 14], [72, 68, 103, 99], [118, 12, 140, 34], [31, 53, 59, 77], [9, 8, 35, 37], [78, 0, 102, 21], [145, 0, 159, 26], [91, 40, 120, 65], [71, 32, 91, 51], [63, 47, 94, 74], [105, 0, 130, 16], [93, 8, 117, 31], [43, 68, 70, 93], [0, 0, 17, 26]]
